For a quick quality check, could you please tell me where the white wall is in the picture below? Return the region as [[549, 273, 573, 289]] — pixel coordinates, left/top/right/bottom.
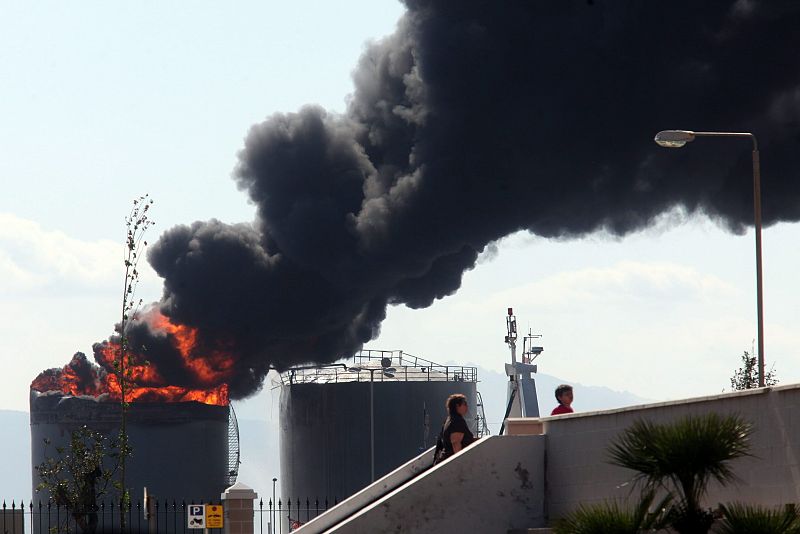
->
[[304, 384, 800, 532], [542, 384, 800, 521]]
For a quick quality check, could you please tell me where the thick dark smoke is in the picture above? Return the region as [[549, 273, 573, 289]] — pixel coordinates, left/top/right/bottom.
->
[[136, 0, 800, 399]]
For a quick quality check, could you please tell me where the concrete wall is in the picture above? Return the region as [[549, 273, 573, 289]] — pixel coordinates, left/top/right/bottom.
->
[[541, 384, 800, 522], [301, 385, 800, 532], [328, 435, 546, 534]]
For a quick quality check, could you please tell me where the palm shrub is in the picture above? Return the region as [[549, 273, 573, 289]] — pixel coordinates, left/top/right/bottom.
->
[[553, 489, 667, 534], [715, 503, 800, 534], [608, 413, 753, 534]]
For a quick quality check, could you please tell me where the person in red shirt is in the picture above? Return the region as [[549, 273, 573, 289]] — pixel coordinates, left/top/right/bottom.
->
[[550, 384, 574, 415]]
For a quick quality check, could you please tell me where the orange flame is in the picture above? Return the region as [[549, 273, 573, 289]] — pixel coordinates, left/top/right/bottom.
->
[[31, 310, 231, 406]]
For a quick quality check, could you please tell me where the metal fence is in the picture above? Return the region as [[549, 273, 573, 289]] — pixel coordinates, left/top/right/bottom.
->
[[1, 497, 336, 533], [257, 497, 338, 533], [2, 500, 225, 534]]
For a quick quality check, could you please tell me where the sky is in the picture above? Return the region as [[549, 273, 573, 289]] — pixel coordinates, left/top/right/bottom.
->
[[2, 1, 799, 414]]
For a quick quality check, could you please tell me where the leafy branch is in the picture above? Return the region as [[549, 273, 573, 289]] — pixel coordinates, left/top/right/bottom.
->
[[730, 350, 777, 391], [35, 426, 122, 533]]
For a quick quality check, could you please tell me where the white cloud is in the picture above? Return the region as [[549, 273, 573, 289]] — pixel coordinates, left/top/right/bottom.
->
[[0, 250, 44, 292], [373, 252, 757, 403], [484, 260, 738, 311], [0, 213, 157, 296]]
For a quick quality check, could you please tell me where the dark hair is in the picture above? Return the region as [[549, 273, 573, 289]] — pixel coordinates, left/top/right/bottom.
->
[[554, 384, 573, 403], [446, 393, 468, 415]]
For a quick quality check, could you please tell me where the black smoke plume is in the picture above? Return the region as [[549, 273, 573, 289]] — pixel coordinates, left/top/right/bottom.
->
[[134, 0, 799, 399]]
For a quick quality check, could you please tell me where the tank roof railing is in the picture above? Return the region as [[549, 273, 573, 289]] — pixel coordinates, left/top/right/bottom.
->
[[274, 350, 477, 387], [353, 349, 444, 370]]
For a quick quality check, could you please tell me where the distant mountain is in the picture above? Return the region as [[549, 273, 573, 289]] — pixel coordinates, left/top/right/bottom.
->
[[5, 368, 648, 499]]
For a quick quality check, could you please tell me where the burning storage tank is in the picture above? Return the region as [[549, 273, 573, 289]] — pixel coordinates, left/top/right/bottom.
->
[[29, 391, 231, 502], [30, 347, 239, 534], [279, 350, 487, 501]]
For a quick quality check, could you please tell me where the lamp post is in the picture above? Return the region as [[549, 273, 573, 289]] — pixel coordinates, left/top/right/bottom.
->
[[348, 365, 396, 481], [654, 129, 765, 387], [271, 477, 277, 534]]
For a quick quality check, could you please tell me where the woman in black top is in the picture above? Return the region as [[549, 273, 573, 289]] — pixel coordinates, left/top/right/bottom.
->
[[434, 393, 475, 464]]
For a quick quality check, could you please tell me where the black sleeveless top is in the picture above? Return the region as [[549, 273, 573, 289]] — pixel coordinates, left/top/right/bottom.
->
[[441, 414, 475, 457]]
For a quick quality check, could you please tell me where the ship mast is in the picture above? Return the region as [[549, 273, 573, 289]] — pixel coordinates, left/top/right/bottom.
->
[[501, 308, 541, 433]]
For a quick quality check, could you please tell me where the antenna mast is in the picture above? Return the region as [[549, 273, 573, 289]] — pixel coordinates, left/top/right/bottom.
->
[[505, 308, 518, 364], [500, 307, 542, 433]]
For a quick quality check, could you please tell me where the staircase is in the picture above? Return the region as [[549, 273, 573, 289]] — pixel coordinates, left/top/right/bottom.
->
[[296, 434, 546, 534]]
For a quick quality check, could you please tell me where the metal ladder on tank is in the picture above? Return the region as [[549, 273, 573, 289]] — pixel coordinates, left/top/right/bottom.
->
[[475, 390, 490, 437]]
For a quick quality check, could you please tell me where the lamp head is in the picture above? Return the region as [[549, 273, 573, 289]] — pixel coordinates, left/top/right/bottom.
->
[[654, 130, 695, 148]]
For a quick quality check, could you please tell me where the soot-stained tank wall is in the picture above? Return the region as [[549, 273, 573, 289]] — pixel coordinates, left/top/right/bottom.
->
[[30, 392, 228, 533], [279, 380, 477, 501]]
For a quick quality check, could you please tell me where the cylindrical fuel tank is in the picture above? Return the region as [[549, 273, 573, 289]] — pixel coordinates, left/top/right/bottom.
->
[[279, 378, 477, 501], [30, 391, 229, 533]]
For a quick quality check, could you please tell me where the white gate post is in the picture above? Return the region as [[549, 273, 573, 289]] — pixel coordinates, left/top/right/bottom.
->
[[221, 482, 258, 534]]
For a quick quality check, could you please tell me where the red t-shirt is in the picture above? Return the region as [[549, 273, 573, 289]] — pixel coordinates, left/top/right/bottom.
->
[[550, 404, 574, 415]]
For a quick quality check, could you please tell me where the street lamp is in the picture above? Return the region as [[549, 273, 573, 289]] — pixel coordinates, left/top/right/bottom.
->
[[271, 477, 277, 534], [654, 129, 765, 387], [348, 365, 397, 481]]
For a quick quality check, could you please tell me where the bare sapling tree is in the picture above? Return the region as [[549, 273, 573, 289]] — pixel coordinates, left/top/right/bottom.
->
[[116, 194, 154, 531]]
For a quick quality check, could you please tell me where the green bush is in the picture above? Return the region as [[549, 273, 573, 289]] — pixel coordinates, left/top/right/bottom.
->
[[553, 490, 666, 534], [715, 503, 800, 534]]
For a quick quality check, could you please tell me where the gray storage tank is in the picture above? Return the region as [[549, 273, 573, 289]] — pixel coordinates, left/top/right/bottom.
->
[[30, 391, 230, 533], [279, 350, 485, 502]]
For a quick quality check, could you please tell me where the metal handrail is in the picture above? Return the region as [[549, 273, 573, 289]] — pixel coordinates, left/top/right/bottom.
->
[[274, 350, 477, 387], [353, 349, 443, 369]]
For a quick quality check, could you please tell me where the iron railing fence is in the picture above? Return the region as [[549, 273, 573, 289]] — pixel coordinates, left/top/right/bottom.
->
[[2, 499, 224, 534], [257, 497, 339, 533], [1, 497, 338, 533]]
